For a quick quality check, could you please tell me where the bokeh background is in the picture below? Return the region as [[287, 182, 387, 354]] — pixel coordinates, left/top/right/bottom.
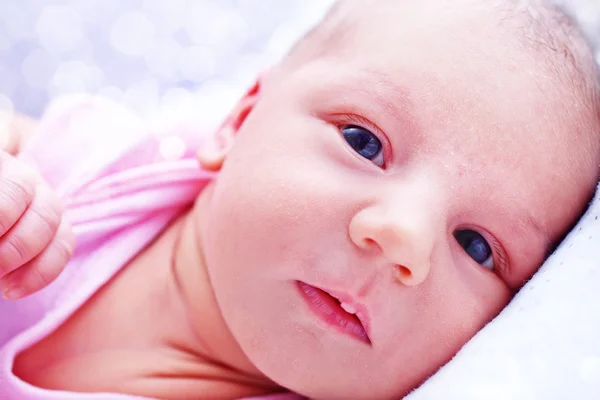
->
[[0, 0, 334, 131], [0, 0, 598, 131]]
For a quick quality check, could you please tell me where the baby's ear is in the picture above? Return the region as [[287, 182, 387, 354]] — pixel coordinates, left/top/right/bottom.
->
[[197, 72, 266, 171]]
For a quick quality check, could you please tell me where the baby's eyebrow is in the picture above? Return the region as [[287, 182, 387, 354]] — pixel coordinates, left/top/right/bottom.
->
[[347, 67, 422, 136]]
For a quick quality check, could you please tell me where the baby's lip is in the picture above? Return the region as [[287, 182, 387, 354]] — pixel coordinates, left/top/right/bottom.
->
[[325, 287, 372, 339], [297, 281, 372, 343]]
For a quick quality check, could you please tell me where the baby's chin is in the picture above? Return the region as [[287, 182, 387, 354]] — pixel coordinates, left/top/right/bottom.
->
[[227, 310, 417, 399]]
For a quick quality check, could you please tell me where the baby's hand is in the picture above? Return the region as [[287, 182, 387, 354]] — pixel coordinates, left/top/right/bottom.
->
[[0, 152, 75, 300]]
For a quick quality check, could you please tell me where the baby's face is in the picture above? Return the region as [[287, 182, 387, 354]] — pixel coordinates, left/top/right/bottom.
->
[[199, 2, 597, 399]]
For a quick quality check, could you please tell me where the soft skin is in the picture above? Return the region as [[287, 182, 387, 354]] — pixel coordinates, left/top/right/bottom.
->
[[12, 1, 600, 399]]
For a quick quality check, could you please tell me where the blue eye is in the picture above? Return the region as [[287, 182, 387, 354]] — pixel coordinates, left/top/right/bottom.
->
[[342, 125, 384, 167], [454, 230, 494, 270]]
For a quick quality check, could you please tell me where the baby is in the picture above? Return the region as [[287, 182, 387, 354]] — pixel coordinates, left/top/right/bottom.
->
[[1, 0, 600, 399]]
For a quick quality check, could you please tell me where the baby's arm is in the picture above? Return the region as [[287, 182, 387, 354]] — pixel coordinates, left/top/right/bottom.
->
[[0, 113, 75, 300]]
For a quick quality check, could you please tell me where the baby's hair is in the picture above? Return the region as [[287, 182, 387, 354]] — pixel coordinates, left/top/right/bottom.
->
[[518, 0, 600, 170], [504, 0, 600, 123]]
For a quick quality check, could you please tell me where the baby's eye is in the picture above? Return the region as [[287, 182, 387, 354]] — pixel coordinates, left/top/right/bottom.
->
[[342, 125, 384, 167], [454, 230, 494, 270]]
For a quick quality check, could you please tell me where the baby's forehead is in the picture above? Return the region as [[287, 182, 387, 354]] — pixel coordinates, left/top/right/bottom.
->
[[300, 0, 594, 83], [288, 0, 599, 155]]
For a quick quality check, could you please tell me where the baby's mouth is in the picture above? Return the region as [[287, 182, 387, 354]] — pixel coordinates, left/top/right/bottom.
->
[[296, 281, 371, 345]]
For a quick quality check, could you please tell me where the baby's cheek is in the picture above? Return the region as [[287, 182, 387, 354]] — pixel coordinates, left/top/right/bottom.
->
[[213, 154, 349, 258]]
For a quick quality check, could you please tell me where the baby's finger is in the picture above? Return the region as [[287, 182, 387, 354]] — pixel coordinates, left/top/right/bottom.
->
[[1, 217, 75, 299], [0, 184, 62, 278], [0, 155, 38, 237]]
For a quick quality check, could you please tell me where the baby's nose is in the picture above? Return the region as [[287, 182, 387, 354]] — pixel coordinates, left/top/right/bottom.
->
[[348, 203, 438, 286]]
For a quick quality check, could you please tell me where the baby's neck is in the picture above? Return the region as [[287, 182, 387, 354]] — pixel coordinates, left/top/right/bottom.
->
[[169, 188, 275, 382], [14, 185, 280, 399]]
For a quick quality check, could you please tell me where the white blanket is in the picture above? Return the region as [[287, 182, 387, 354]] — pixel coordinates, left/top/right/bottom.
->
[[408, 185, 600, 400]]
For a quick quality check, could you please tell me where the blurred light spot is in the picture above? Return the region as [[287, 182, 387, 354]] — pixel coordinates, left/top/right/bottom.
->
[[232, 53, 267, 87], [36, 5, 84, 54], [142, 0, 186, 35], [2, 1, 36, 40], [183, 1, 221, 45], [21, 48, 57, 89], [178, 46, 216, 82], [110, 11, 155, 56], [122, 79, 160, 115], [580, 356, 600, 382], [193, 79, 241, 130], [0, 94, 15, 118], [0, 65, 18, 99], [97, 85, 125, 102], [185, 4, 248, 52], [49, 60, 104, 97], [0, 31, 13, 51], [160, 87, 194, 116], [159, 136, 186, 160], [266, 23, 304, 63], [144, 37, 183, 81], [67, 0, 121, 27]]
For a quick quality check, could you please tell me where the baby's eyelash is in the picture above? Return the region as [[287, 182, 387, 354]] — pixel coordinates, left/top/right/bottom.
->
[[331, 113, 392, 166], [490, 239, 510, 275], [334, 114, 380, 135]]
